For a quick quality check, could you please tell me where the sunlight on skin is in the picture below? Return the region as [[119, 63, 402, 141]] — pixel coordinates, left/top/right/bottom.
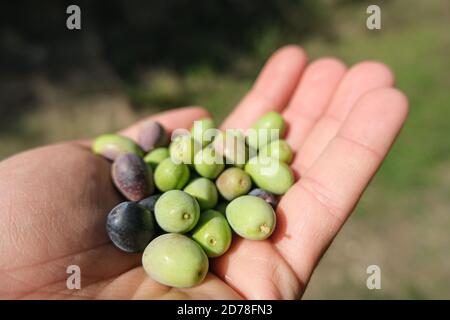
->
[[0, 46, 408, 300]]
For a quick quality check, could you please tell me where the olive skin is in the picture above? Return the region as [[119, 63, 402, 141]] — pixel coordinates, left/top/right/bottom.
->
[[184, 177, 218, 210], [139, 194, 162, 212], [245, 156, 294, 195], [216, 167, 252, 201], [154, 190, 200, 233], [194, 146, 225, 179], [142, 233, 209, 288], [191, 210, 232, 257], [154, 158, 190, 191], [144, 147, 170, 170], [138, 120, 170, 152], [106, 201, 156, 253], [247, 111, 286, 150], [191, 118, 216, 147], [169, 134, 200, 165], [226, 195, 276, 240], [259, 139, 293, 164], [248, 188, 279, 209], [112, 153, 154, 201], [92, 134, 144, 160], [212, 130, 248, 167]]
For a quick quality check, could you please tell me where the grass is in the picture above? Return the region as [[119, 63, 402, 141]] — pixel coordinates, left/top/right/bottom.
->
[[300, 0, 450, 299], [0, 0, 449, 298]]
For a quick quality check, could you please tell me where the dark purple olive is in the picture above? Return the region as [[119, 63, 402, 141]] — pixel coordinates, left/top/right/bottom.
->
[[106, 202, 156, 253], [138, 120, 170, 152], [139, 194, 165, 235], [248, 188, 278, 209], [112, 153, 154, 201], [139, 194, 162, 213]]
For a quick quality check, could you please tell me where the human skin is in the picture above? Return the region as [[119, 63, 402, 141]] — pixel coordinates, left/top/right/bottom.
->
[[0, 46, 408, 299]]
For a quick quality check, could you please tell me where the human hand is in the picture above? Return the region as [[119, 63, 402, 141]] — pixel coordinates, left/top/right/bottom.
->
[[0, 46, 408, 299]]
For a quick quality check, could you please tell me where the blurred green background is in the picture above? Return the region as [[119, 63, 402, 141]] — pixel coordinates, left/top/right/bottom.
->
[[1, 0, 449, 298]]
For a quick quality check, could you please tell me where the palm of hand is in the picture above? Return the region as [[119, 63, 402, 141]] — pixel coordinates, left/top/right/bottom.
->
[[0, 46, 408, 299]]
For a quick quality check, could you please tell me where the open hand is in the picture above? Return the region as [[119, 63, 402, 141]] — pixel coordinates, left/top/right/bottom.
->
[[0, 46, 408, 299]]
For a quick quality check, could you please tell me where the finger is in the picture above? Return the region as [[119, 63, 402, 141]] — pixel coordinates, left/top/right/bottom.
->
[[292, 61, 395, 174], [273, 88, 408, 283], [283, 58, 347, 150], [221, 45, 307, 130], [120, 106, 210, 140]]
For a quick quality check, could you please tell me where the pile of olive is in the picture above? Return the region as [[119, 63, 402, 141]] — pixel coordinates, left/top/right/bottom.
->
[[92, 111, 295, 288]]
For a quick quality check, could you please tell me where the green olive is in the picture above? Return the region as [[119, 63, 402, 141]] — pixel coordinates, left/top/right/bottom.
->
[[212, 130, 247, 167], [184, 178, 218, 210], [144, 147, 170, 169], [154, 190, 200, 233], [191, 210, 232, 257], [216, 167, 252, 201], [194, 146, 225, 179], [247, 111, 286, 150], [191, 118, 217, 147], [154, 158, 190, 191], [92, 134, 143, 160], [245, 156, 294, 195], [169, 134, 200, 165], [259, 139, 293, 164], [142, 233, 208, 288], [226, 195, 276, 240]]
